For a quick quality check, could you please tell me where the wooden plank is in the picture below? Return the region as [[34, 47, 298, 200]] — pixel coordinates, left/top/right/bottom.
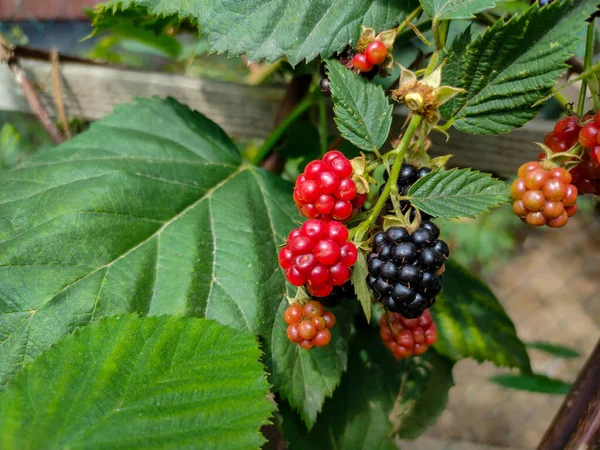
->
[[0, 59, 286, 140], [0, 58, 554, 174]]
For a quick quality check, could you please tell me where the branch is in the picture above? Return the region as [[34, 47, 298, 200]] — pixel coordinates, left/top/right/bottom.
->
[[51, 49, 71, 140], [0, 35, 64, 145]]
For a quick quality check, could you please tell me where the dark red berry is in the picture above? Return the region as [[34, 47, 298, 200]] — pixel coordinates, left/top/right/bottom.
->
[[579, 122, 600, 148], [554, 116, 581, 142], [352, 53, 374, 72], [379, 310, 437, 359], [364, 40, 387, 66]]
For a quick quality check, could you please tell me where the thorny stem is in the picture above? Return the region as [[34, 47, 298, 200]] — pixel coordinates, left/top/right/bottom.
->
[[0, 34, 64, 145], [252, 86, 318, 165], [578, 22, 595, 116], [351, 115, 422, 242]]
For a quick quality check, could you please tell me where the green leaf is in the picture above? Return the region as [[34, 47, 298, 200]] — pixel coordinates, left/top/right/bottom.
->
[[490, 373, 571, 395], [527, 341, 580, 359], [0, 98, 341, 425], [279, 326, 454, 449], [421, 0, 498, 20], [441, 0, 600, 134], [327, 60, 393, 152], [351, 248, 371, 323], [406, 168, 509, 219], [95, 0, 419, 65], [433, 260, 531, 372], [90, 5, 182, 58], [0, 316, 273, 449], [0, 124, 29, 170], [390, 350, 454, 439], [268, 300, 352, 429]]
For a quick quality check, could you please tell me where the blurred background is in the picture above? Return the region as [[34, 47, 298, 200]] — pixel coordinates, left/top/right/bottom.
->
[[1, 1, 599, 449]]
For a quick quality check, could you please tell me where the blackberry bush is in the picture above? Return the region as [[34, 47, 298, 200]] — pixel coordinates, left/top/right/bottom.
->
[[1, 1, 597, 448]]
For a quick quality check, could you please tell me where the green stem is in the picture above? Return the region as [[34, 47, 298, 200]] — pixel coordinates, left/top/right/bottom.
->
[[396, 19, 432, 46], [252, 87, 318, 165], [553, 90, 570, 109], [352, 115, 422, 242], [318, 94, 328, 156], [578, 22, 595, 116], [427, 18, 449, 75], [397, 6, 423, 35], [247, 59, 283, 86]]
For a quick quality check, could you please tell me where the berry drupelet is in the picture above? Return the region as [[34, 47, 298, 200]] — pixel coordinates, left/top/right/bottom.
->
[[367, 223, 448, 319]]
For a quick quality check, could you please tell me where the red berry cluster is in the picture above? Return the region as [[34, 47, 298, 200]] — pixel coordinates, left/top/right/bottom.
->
[[284, 301, 336, 350], [352, 40, 388, 73], [379, 310, 437, 359], [540, 114, 600, 195], [279, 219, 357, 297], [571, 112, 600, 195], [294, 150, 366, 222], [511, 163, 577, 227]]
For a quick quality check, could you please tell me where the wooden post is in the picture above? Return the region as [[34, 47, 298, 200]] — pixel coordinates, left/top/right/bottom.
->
[[538, 339, 600, 450]]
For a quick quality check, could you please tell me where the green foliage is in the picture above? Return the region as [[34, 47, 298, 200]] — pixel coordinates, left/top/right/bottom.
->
[[0, 124, 31, 169], [442, 0, 599, 134], [0, 98, 301, 387], [327, 60, 393, 152], [490, 373, 572, 395], [527, 341, 581, 359], [0, 316, 273, 449], [390, 350, 455, 439], [269, 301, 352, 429], [280, 327, 454, 450], [95, 0, 419, 64], [433, 261, 531, 371], [406, 168, 509, 219], [421, 0, 499, 20], [90, 5, 182, 58], [439, 204, 518, 276], [351, 249, 372, 323]]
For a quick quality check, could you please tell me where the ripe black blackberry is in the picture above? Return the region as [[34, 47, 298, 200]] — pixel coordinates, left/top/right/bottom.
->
[[366, 223, 448, 318], [381, 163, 432, 220]]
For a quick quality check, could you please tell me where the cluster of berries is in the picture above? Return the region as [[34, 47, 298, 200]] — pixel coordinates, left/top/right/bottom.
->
[[570, 113, 600, 195], [294, 151, 366, 222], [352, 40, 388, 73], [379, 310, 437, 359], [279, 219, 357, 297], [367, 223, 448, 319], [383, 163, 433, 220], [280, 151, 364, 349], [540, 114, 600, 196], [510, 163, 578, 227], [284, 301, 336, 350]]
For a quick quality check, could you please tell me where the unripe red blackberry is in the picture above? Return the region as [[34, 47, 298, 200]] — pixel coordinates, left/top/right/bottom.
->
[[379, 310, 437, 359], [511, 163, 578, 227], [294, 151, 366, 222], [284, 300, 335, 349], [279, 219, 357, 296]]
